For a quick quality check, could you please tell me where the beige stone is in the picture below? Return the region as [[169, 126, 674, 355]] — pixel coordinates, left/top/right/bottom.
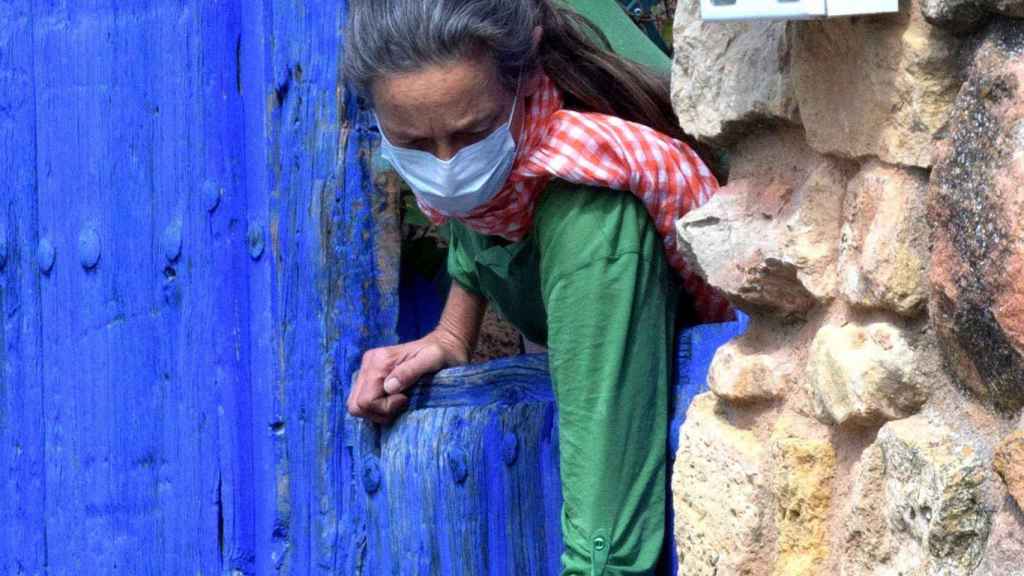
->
[[677, 147, 848, 320], [878, 417, 995, 575], [807, 322, 928, 426], [994, 430, 1024, 510], [840, 160, 930, 316], [768, 416, 835, 576], [708, 339, 787, 403], [671, 0, 798, 144], [840, 443, 896, 575], [791, 2, 961, 167], [673, 394, 771, 576]]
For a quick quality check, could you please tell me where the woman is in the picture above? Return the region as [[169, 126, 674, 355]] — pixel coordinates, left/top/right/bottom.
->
[[344, 1, 729, 573]]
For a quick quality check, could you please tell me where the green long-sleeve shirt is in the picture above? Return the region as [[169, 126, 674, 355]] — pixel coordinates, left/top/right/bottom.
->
[[446, 180, 678, 575]]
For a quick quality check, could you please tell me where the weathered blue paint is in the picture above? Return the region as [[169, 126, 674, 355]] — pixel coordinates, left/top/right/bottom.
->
[[349, 318, 749, 575], [350, 355, 561, 576], [1, 3, 46, 573], [1, 1, 745, 573], [0, 1, 400, 574]]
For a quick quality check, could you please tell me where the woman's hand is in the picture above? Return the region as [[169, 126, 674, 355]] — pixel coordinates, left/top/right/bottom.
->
[[347, 328, 472, 424], [347, 282, 487, 424]]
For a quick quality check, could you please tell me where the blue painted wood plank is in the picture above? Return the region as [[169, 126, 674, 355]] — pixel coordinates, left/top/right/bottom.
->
[[24, 3, 254, 573], [162, 3, 245, 574], [353, 317, 749, 575], [0, 1, 47, 573], [240, 1, 352, 573], [237, 3, 276, 574], [334, 13, 402, 570], [33, 4, 160, 572], [351, 357, 561, 576]]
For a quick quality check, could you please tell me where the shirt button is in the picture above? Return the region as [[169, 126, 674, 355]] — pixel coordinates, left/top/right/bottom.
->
[[593, 536, 607, 551]]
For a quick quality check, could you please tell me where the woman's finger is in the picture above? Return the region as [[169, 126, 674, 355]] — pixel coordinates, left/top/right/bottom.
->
[[383, 343, 447, 396], [365, 392, 410, 422], [348, 346, 401, 417]]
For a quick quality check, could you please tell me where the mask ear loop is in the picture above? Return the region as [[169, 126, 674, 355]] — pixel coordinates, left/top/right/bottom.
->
[[508, 67, 526, 148]]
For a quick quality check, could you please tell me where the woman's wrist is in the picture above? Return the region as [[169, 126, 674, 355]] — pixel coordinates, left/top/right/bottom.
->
[[430, 282, 487, 366], [424, 326, 473, 366]]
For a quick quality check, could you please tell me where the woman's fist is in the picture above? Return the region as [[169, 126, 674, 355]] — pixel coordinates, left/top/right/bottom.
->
[[347, 330, 471, 424]]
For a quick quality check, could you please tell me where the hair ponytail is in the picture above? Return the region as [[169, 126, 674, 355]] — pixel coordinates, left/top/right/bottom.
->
[[533, 1, 725, 181]]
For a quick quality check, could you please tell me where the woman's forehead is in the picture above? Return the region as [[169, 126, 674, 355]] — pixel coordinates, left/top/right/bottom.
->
[[371, 56, 509, 127]]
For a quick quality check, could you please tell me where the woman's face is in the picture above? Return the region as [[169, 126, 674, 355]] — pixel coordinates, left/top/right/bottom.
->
[[371, 55, 527, 161]]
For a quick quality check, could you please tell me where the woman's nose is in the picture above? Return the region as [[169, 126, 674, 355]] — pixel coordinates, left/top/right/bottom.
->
[[433, 139, 457, 162]]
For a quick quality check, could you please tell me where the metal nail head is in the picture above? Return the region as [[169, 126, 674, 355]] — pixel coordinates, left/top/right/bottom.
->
[[247, 221, 265, 260], [502, 432, 519, 466], [448, 447, 469, 484], [362, 457, 382, 494], [162, 220, 183, 263], [203, 180, 222, 213], [78, 227, 101, 270], [37, 238, 56, 274]]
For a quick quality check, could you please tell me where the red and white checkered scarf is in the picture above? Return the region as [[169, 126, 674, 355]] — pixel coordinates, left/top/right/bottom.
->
[[418, 73, 732, 323]]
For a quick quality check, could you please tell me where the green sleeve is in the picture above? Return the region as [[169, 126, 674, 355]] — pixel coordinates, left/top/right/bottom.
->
[[535, 185, 677, 574], [445, 223, 483, 296]]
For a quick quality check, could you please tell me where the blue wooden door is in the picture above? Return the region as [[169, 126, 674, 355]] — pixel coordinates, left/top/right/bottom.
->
[[0, 1, 402, 573]]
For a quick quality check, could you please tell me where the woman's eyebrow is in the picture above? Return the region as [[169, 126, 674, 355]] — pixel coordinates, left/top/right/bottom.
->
[[451, 108, 501, 133], [380, 100, 503, 142]]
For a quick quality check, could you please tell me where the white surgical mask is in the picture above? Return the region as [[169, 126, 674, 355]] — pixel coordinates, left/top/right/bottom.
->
[[377, 90, 519, 216]]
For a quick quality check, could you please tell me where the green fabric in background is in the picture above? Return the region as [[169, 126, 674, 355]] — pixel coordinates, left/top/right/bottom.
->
[[562, 0, 672, 75]]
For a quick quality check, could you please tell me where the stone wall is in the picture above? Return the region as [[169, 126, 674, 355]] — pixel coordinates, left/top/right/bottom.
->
[[671, 1, 1024, 574]]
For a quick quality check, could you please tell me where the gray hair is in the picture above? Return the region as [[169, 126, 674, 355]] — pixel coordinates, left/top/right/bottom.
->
[[343, 0, 539, 98]]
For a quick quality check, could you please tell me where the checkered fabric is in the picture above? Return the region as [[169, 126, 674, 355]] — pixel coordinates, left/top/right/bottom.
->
[[418, 73, 732, 323]]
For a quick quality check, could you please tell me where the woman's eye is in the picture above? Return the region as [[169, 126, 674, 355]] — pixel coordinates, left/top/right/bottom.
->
[[459, 129, 490, 143]]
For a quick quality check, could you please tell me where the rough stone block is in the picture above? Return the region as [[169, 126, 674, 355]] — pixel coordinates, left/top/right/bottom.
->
[[792, 2, 961, 167], [673, 395, 771, 576], [677, 140, 849, 320], [921, 0, 1024, 32], [879, 417, 995, 575], [768, 416, 835, 576], [994, 430, 1024, 510], [806, 321, 927, 426], [708, 339, 788, 403], [929, 20, 1024, 413], [671, 0, 798, 144], [840, 444, 896, 575], [974, 496, 1024, 576], [840, 160, 930, 317]]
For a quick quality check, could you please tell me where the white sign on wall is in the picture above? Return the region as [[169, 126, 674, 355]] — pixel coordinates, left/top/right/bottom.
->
[[700, 0, 899, 20]]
